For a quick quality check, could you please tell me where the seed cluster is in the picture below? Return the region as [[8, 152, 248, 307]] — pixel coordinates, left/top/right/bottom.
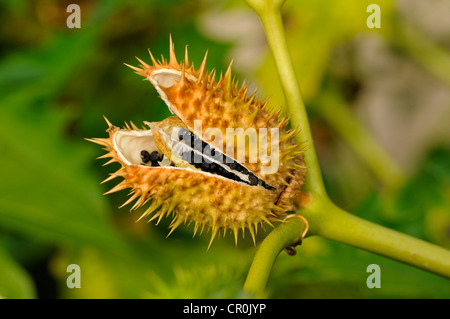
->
[[176, 128, 273, 189], [140, 150, 164, 167]]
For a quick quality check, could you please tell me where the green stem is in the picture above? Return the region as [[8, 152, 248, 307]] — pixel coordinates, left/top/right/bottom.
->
[[248, 0, 326, 197], [244, 194, 450, 294], [302, 195, 450, 278], [243, 217, 306, 296], [243, 0, 450, 294]]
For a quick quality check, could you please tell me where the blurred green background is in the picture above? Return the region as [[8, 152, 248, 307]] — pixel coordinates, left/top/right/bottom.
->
[[0, 0, 449, 298]]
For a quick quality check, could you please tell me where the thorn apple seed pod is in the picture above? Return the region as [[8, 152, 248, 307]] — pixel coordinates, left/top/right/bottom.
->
[[89, 38, 307, 248]]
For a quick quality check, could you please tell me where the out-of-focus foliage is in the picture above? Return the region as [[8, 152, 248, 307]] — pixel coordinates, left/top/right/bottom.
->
[[0, 0, 449, 298], [0, 246, 35, 298]]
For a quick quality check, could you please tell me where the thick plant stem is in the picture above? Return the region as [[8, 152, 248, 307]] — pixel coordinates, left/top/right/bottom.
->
[[243, 217, 306, 296], [302, 195, 450, 279], [244, 195, 450, 294], [243, 0, 450, 295], [248, 1, 326, 196]]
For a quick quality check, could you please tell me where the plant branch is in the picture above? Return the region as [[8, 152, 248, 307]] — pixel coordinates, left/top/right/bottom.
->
[[243, 217, 307, 296], [244, 193, 450, 294], [243, 0, 450, 295], [301, 195, 450, 278], [245, 0, 326, 197]]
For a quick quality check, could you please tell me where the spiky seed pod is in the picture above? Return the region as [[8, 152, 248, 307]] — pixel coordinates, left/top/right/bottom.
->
[[89, 38, 307, 248]]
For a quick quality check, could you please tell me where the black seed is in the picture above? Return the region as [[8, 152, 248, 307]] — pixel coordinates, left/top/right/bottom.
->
[[262, 181, 275, 190], [140, 150, 151, 163], [249, 174, 258, 186], [151, 160, 160, 167], [228, 162, 238, 170], [210, 163, 218, 172], [193, 159, 203, 169], [199, 160, 206, 169], [149, 151, 160, 162]]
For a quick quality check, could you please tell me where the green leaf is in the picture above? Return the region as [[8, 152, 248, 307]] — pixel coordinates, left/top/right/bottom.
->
[[144, 265, 247, 299], [0, 0, 129, 252], [0, 103, 127, 251], [0, 245, 36, 299]]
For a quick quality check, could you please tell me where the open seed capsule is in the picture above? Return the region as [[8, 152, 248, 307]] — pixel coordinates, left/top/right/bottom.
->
[[88, 38, 307, 248]]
